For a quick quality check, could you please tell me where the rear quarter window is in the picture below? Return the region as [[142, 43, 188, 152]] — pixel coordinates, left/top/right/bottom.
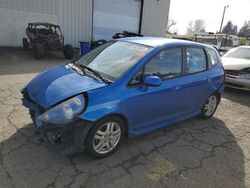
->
[[206, 48, 218, 66]]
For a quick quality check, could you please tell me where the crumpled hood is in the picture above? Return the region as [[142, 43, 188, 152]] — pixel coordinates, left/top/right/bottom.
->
[[222, 57, 250, 70], [26, 65, 107, 109]]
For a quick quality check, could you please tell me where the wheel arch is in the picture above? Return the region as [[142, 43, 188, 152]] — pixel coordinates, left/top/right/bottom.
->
[[89, 113, 130, 138], [214, 91, 221, 103]]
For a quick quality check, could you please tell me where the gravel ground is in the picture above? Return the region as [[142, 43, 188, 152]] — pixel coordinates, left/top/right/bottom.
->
[[0, 48, 249, 188]]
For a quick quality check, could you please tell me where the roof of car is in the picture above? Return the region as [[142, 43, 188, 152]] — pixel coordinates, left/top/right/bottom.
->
[[237, 45, 250, 49], [117, 37, 207, 48], [28, 22, 59, 27]]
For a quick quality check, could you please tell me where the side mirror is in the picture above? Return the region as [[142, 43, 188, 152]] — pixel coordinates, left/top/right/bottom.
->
[[143, 75, 161, 87]]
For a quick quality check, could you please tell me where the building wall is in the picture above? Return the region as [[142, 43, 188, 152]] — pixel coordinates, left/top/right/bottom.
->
[[141, 0, 170, 37], [57, 0, 92, 47], [0, 0, 170, 47], [0, 0, 57, 14], [0, 0, 92, 47], [93, 0, 141, 40]]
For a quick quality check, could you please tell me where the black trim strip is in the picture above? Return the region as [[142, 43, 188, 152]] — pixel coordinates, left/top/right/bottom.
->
[[139, 0, 144, 34]]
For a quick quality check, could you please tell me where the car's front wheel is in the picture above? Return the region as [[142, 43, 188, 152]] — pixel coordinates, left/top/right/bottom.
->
[[85, 116, 125, 158], [200, 94, 219, 119]]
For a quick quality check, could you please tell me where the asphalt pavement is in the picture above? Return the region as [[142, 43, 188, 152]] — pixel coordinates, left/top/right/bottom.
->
[[0, 48, 249, 188]]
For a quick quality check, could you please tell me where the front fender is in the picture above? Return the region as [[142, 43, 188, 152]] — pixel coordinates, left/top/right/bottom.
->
[[79, 99, 121, 122]]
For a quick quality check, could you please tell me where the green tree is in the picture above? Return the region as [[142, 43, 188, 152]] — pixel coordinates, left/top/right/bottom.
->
[[222, 21, 238, 35], [238, 21, 250, 37]]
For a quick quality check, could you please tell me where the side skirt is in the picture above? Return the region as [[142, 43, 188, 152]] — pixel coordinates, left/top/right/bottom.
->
[[129, 111, 201, 137]]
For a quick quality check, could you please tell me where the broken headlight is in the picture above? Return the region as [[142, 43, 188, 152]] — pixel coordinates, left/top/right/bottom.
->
[[38, 95, 85, 124]]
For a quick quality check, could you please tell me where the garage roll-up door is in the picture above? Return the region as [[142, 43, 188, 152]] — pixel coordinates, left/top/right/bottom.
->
[[93, 0, 141, 40]]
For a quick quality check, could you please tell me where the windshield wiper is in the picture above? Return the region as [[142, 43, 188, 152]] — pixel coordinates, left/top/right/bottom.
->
[[73, 62, 111, 84], [66, 63, 84, 75]]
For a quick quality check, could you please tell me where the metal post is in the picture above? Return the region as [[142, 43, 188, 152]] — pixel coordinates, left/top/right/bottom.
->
[[219, 5, 229, 33]]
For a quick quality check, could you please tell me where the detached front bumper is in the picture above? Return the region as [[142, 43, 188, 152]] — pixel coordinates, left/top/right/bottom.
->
[[22, 97, 92, 154], [41, 119, 92, 155]]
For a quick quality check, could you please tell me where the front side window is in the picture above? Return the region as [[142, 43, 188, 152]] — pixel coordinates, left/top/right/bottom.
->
[[186, 48, 206, 74], [76, 41, 152, 81], [144, 48, 182, 80]]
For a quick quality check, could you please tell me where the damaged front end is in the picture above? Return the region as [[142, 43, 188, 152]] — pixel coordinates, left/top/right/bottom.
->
[[21, 88, 91, 154]]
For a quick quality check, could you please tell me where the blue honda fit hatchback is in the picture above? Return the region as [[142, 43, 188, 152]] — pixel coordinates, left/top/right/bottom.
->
[[21, 37, 224, 158]]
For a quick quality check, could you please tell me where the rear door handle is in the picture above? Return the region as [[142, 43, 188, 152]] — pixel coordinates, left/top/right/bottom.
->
[[207, 78, 212, 83]]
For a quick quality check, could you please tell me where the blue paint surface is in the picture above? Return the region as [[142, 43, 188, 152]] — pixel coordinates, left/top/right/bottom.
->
[[23, 37, 224, 136]]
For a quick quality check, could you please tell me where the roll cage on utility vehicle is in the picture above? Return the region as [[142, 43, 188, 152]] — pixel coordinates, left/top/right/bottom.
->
[[23, 22, 74, 59]]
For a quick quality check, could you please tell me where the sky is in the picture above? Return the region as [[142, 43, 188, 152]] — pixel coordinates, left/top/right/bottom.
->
[[169, 0, 250, 34]]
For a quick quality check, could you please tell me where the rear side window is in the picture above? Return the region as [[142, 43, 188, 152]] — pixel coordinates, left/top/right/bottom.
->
[[206, 48, 218, 66], [144, 48, 182, 80], [186, 48, 206, 74]]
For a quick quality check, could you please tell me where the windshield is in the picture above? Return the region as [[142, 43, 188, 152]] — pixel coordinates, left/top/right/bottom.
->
[[223, 47, 250, 60], [76, 41, 152, 81]]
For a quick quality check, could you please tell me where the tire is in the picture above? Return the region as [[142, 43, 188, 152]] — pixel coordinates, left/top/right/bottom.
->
[[63, 44, 74, 59], [29, 110, 35, 124], [22, 38, 29, 50], [200, 94, 219, 119], [85, 116, 125, 158], [32, 43, 44, 59], [29, 110, 42, 135]]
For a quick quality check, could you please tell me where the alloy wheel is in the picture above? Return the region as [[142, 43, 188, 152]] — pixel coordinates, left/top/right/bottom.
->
[[204, 95, 217, 117], [93, 122, 121, 154]]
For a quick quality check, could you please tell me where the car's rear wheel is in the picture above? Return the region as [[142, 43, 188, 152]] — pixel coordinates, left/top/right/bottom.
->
[[63, 44, 74, 59], [85, 116, 125, 158], [32, 43, 44, 59], [22, 38, 29, 50], [200, 94, 219, 119]]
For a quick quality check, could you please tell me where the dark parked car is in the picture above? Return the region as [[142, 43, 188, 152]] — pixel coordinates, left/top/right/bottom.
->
[[21, 37, 225, 158], [23, 22, 74, 59]]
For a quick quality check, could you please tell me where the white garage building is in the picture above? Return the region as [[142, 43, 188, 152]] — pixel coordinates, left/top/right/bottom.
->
[[0, 0, 170, 47]]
